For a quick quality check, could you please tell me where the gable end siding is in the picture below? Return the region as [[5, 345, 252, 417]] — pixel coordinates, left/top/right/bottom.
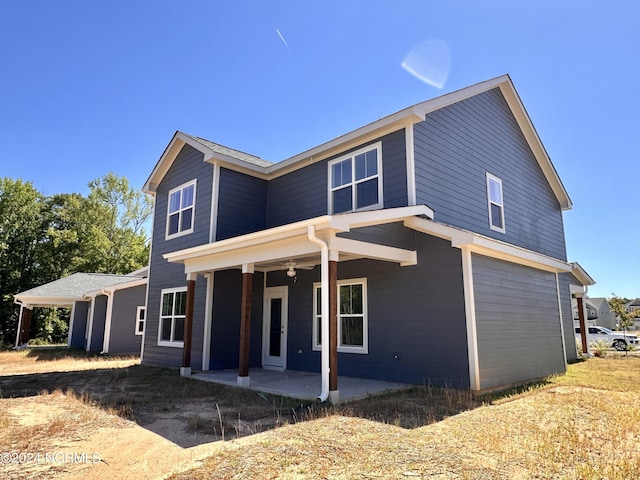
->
[[414, 88, 567, 260], [143, 144, 212, 369]]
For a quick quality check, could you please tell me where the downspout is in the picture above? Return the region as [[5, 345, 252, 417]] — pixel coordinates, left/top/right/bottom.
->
[[308, 225, 329, 402]]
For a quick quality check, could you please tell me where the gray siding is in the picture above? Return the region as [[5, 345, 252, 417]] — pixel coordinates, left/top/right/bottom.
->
[[266, 130, 408, 228], [70, 301, 89, 349], [266, 160, 327, 227], [414, 88, 567, 260], [143, 144, 213, 369], [473, 254, 566, 390], [266, 233, 470, 387], [216, 168, 267, 240], [107, 284, 146, 355], [89, 295, 107, 352], [559, 271, 582, 362]]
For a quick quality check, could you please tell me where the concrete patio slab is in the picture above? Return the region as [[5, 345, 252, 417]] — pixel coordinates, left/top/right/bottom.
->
[[192, 369, 410, 403]]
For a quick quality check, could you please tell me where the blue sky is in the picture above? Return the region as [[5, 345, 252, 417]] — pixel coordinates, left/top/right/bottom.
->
[[1, 1, 638, 299]]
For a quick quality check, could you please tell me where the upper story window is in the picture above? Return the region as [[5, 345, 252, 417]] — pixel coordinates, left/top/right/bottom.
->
[[486, 173, 505, 233], [328, 143, 383, 214], [313, 278, 368, 354], [167, 180, 196, 239], [158, 287, 186, 347]]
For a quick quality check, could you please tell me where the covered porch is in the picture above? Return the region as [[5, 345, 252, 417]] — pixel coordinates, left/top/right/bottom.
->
[[164, 206, 434, 404], [193, 368, 409, 402]]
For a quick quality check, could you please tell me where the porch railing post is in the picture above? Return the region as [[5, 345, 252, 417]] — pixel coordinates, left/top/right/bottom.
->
[[329, 260, 338, 397]]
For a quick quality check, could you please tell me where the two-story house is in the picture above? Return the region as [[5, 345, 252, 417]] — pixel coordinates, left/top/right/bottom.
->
[[141, 74, 591, 403]]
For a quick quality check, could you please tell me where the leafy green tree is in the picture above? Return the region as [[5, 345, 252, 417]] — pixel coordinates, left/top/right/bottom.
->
[[609, 295, 634, 332], [0, 173, 152, 346], [0, 178, 49, 345]]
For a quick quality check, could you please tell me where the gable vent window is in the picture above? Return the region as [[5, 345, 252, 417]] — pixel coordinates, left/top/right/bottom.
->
[[328, 143, 383, 214], [486, 173, 505, 233], [167, 180, 196, 238]]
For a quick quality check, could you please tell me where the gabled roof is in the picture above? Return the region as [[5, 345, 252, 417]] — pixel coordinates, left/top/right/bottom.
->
[[14, 272, 146, 308], [143, 74, 572, 210], [570, 262, 596, 287]]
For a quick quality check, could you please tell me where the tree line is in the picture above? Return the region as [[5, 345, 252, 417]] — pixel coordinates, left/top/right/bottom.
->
[[0, 173, 152, 346]]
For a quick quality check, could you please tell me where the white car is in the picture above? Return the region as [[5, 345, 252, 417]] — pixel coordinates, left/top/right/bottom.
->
[[575, 326, 639, 351]]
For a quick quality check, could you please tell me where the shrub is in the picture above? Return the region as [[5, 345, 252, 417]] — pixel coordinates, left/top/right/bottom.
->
[[589, 339, 609, 357]]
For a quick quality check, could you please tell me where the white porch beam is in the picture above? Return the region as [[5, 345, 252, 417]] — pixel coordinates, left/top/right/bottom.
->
[[329, 237, 417, 266]]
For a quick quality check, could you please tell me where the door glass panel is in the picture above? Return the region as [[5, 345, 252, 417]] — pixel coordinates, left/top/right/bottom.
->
[[269, 298, 283, 357]]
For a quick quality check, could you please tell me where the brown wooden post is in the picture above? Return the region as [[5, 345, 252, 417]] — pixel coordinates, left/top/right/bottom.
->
[[19, 307, 33, 346], [329, 260, 338, 394], [576, 296, 588, 354], [181, 279, 196, 375], [238, 267, 253, 385]]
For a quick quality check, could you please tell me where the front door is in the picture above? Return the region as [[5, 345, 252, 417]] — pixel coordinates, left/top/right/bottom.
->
[[262, 286, 288, 370]]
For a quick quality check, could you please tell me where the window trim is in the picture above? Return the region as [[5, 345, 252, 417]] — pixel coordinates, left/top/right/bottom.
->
[[328, 143, 383, 214], [486, 173, 505, 234], [135, 306, 145, 336], [312, 277, 368, 354], [157, 287, 187, 348], [165, 179, 197, 240]]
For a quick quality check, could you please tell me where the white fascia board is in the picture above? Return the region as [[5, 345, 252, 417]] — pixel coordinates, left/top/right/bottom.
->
[[183, 237, 321, 274], [569, 262, 596, 286], [266, 112, 422, 179], [497, 81, 572, 211], [143, 132, 186, 194], [13, 295, 79, 308], [412, 74, 511, 118], [164, 216, 335, 263], [91, 277, 148, 295], [404, 217, 572, 273], [329, 205, 434, 232], [329, 237, 417, 266], [570, 284, 586, 296]]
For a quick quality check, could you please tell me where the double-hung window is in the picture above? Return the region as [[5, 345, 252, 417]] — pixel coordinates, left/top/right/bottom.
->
[[167, 180, 196, 238], [329, 143, 382, 214], [135, 306, 145, 335], [158, 287, 187, 347], [486, 173, 505, 233], [313, 278, 368, 354]]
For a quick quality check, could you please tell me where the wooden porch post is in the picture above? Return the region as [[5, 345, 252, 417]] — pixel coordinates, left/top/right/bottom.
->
[[238, 264, 254, 386], [18, 307, 33, 346], [181, 277, 196, 376], [576, 296, 589, 355], [329, 260, 338, 396]]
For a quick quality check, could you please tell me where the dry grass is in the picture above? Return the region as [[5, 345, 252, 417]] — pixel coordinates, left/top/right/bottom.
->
[[2, 350, 639, 479], [170, 358, 640, 480]]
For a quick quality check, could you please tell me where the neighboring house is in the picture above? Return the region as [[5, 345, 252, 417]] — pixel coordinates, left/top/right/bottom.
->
[[625, 298, 640, 330], [141, 74, 593, 402], [583, 297, 617, 330], [14, 269, 147, 354]]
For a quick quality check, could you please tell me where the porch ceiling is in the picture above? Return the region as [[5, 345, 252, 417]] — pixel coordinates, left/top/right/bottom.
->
[[164, 205, 433, 275]]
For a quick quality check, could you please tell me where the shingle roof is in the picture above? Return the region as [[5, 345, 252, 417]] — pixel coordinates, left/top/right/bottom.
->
[[181, 133, 273, 168], [15, 273, 141, 302]]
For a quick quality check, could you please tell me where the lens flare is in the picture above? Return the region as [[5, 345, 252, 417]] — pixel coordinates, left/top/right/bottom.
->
[[401, 39, 451, 89]]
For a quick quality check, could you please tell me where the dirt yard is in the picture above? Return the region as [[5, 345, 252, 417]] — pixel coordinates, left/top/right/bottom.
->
[[0, 349, 304, 480], [1, 348, 639, 479]]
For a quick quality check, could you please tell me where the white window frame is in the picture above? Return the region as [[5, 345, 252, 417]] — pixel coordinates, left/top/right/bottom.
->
[[135, 306, 145, 335], [312, 278, 368, 354], [486, 173, 505, 233], [328, 143, 383, 214], [157, 287, 187, 347], [166, 179, 197, 240]]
